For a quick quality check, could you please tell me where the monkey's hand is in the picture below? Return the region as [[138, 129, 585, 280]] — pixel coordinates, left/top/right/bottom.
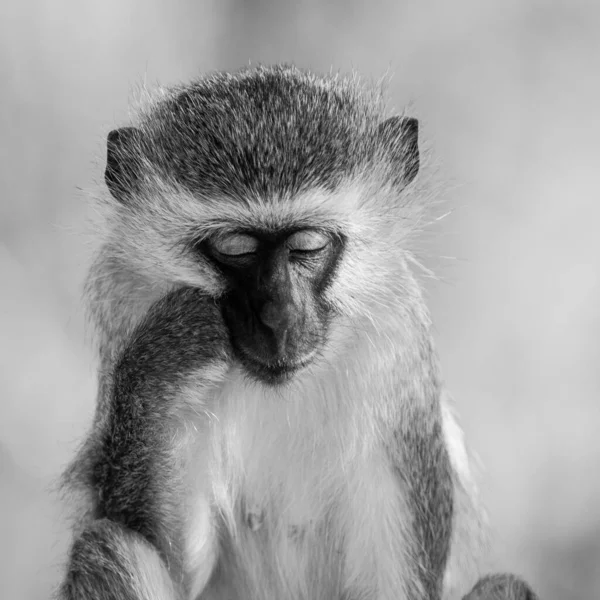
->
[[114, 286, 232, 392], [462, 573, 539, 600]]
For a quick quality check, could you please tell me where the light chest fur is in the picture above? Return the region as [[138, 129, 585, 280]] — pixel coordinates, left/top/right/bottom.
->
[[183, 335, 417, 600]]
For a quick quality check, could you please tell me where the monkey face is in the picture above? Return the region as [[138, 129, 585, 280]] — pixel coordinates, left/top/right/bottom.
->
[[202, 228, 344, 385], [101, 66, 423, 389]]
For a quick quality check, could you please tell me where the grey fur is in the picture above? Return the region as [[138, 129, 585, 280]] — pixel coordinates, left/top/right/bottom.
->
[[60, 289, 230, 599], [57, 64, 539, 600], [106, 64, 416, 203]]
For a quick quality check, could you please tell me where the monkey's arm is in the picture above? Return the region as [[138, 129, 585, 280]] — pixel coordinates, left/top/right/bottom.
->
[[393, 406, 540, 600], [390, 403, 454, 600], [59, 288, 230, 600]]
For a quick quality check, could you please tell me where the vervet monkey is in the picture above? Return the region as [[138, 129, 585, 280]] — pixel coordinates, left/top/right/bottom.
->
[[58, 65, 539, 600]]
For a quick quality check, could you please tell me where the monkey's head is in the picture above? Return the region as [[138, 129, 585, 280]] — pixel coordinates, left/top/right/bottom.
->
[[102, 65, 426, 385]]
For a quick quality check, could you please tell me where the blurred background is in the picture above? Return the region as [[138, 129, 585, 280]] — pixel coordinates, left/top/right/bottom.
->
[[1, 0, 599, 598]]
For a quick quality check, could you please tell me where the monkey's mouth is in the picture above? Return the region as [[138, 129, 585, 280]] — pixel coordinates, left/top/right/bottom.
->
[[235, 345, 317, 385]]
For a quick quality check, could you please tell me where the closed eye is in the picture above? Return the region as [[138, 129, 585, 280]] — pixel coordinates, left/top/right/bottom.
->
[[286, 230, 330, 253], [210, 233, 259, 257]]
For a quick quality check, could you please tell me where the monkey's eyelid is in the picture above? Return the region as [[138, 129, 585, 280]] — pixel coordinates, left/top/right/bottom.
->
[[287, 230, 330, 252], [211, 233, 259, 256]]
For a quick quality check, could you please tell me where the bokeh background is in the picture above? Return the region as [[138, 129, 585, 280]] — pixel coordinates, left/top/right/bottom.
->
[[1, 1, 599, 598]]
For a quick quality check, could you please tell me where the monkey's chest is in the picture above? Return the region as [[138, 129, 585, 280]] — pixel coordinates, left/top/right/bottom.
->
[[200, 377, 373, 599], [208, 431, 346, 599], [211, 486, 345, 600]]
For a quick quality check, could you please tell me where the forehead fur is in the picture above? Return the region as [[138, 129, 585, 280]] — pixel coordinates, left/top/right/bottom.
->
[[96, 65, 433, 317], [133, 64, 391, 200]]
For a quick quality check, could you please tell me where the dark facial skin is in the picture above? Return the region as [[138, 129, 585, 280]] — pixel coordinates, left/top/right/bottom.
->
[[201, 228, 344, 385]]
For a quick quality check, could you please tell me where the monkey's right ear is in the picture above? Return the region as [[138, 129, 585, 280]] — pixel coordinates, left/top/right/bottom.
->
[[105, 127, 143, 202], [377, 116, 420, 185]]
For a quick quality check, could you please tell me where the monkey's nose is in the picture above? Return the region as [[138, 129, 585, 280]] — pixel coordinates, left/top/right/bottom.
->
[[259, 300, 297, 357], [259, 300, 290, 331]]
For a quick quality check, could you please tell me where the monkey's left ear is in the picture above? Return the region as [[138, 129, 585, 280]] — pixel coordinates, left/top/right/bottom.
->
[[377, 116, 419, 185], [105, 127, 143, 203]]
